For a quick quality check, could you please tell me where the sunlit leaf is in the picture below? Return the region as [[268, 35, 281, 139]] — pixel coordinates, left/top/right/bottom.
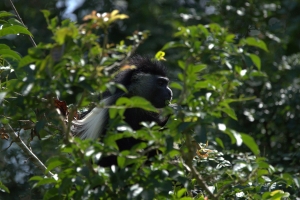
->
[[178, 60, 185, 69], [117, 156, 126, 168], [241, 133, 260, 155], [215, 137, 224, 149], [170, 82, 183, 90], [191, 64, 206, 73], [198, 24, 209, 36], [161, 41, 185, 50], [221, 107, 237, 120], [0, 25, 32, 37], [194, 81, 209, 89], [0, 49, 21, 60], [41, 10, 51, 20], [116, 97, 157, 112], [0, 44, 10, 49], [281, 173, 294, 186], [35, 178, 57, 187], [18, 55, 37, 67], [0, 181, 9, 193], [177, 188, 187, 198], [224, 129, 242, 146], [270, 190, 284, 197], [0, 11, 15, 18], [47, 157, 65, 171], [8, 18, 24, 26], [225, 34, 236, 42], [249, 53, 261, 70], [155, 51, 166, 61], [55, 27, 78, 44], [242, 37, 269, 52], [257, 169, 269, 176], [29, 176, 43, 181]]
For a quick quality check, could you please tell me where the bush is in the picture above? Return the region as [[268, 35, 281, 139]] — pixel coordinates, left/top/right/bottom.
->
[[1, 1, 299, 199]]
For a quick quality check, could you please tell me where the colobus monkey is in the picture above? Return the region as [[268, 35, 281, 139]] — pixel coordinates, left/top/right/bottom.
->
[[72, 55, 173, 166]]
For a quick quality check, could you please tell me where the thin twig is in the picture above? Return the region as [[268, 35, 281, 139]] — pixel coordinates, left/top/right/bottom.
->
[[4, 124, 54, 177], [105, 40, 142, 72], [2, 140, 14, 151], [8, 0, 37, 47]]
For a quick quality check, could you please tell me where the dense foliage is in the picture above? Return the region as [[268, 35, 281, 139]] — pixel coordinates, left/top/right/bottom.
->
[[1, 0, 299, 199]]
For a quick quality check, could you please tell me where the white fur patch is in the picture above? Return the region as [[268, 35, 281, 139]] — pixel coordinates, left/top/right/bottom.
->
[[73, 97, 113, 139]]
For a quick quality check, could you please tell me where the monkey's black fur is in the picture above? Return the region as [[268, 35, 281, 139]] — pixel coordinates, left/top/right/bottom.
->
[[112, 56, 167, 88], [73, 55, 172, 166]]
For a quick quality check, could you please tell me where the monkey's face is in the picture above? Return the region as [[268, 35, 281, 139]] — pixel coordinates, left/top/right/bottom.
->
[[150, 76, 173, 108], [130, 73, 173, 108]]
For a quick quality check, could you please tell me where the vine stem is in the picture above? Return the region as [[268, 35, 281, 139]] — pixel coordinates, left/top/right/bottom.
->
[[8, 0, 37, 47]]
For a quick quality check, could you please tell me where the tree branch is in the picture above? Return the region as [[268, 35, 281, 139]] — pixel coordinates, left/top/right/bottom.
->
[[183, 133, 217, 200]]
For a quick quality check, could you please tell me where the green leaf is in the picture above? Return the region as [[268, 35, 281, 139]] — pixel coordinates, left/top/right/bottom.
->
[[18, 55, 37, 67], [241, 133, 260, 155], [47, 157, 65, 171], [0, 25, 32, 37], [0, 181, 10, 193], [55, 26, 78, 44], [242, 37, 269, 52], [262, 192, 271, 199], [116, 97, 157, 112], [8, 18, 24, 26], [155, 51, 166, 61], [103, 134, 120, 150], [35, 178, 57, 187], [117, 156, 126, 168], [161, 41, 185, 50], [224, 129, 242, 146], [177, 188, 187, 198], [0, 11, 15, 18], [215, 137, 224, 149], [257, 169, 269, 176], [50, 17, 59, 30], [191, 64, 206, 73], [108, 107, 119, 119], [41, 10, 51, 19], [281, 173, 294, 186], [220, 107, 237, 120], [257, 160, 270, 168], [197, 24, 209, 36], [0, 44, 10, 49], [178, 60, 185, 69], [248, 53, 261, 70], [29, 176, 43, 181], [194, 81, 209, 89], [249, 70, 267, 77], [270, 190, 286, 199], [225, 34, 236, 42], [170, 82, 183, 90], [209, 23, 222, 33], [0, 49, 21, 60]]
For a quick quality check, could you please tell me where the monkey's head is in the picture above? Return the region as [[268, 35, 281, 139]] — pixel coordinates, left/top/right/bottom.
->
[[114, 56, 173, 108]]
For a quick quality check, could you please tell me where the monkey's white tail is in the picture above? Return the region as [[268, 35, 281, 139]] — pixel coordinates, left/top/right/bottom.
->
[[73, 97, 113, 140]]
